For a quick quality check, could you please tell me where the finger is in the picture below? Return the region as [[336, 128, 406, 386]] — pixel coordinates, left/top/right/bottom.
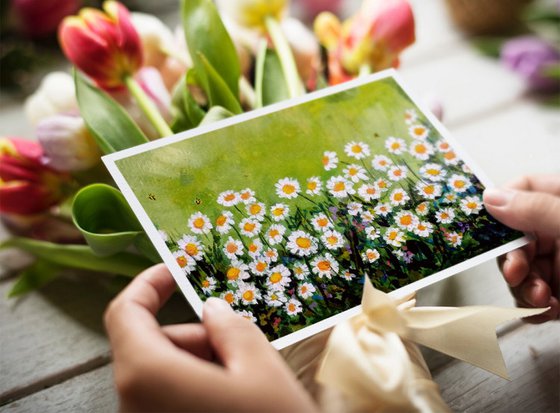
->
[[505, 175, 560, 196], [202, 298, 278, 372], [519, 296, 559, 324], [501, 248, 530, 287], [161, 324, 214, 361], [483, 188, 560, 237]]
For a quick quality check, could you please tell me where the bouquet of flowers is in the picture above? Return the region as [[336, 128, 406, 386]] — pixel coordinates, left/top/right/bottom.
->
[[0, 0, 415, 297]]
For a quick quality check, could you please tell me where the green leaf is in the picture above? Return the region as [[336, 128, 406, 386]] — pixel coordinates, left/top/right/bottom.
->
[[198, 53, 243, 114], [1, 238, 153, 277], [170, 72, 206, 132], [75, 71, 149, 154], [470, 36, 508, 58], [72, 184, 144, 257], [8, 260, 63, 298], [256, 47, 290, 106], [181, 0, 240, 98], [200, 106, 233, 125]]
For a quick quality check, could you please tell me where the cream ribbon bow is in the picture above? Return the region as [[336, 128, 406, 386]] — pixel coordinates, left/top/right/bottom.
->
[[316, 278, 548, 405]]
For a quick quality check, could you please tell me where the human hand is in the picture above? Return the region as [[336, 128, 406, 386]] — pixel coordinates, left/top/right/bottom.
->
[[483, 175, 560, 323], [104, 264, 318, 412]]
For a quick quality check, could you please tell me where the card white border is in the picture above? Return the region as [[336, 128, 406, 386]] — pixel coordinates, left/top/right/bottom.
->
[[103, 69, 529, 349]]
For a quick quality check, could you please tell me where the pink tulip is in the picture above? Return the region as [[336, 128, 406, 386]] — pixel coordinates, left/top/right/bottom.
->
[[58, 1, 142, 90], [11, 0, 80, 38], [0, 138, 68, 216]]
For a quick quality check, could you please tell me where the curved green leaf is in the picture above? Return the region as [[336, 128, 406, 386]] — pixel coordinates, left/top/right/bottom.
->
[[1, 238, 153, 277], [8, 259, 63, 298], [75, 71, 148, 154], [255, 46, 290, 107], [171, 71, 206, 132], [200, 106, 233, 125], [181, 0, 240, 98], [72, 184, 143, 257], [198, 53, 243, 114]]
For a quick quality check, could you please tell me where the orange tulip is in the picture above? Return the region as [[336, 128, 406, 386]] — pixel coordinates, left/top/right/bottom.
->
[[58, 1, 142, 90], [315, 0, 415, 85]]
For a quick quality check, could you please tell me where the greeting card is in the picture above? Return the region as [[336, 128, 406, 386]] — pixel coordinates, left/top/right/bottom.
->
[[103, 70, 526, 348]]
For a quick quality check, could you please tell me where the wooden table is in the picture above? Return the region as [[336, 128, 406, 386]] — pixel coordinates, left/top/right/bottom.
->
[[1, 1, 559, 411]]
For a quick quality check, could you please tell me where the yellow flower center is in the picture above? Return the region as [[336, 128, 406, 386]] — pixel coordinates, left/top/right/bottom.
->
[[424, 185, 435, 194], [176, 256, 187, 267], [415, 144, 427, 154], [269, 272, 282, 284], [391, 142, 400, 150], [367, 252, 377, 260], [224, 193, 235, 202], [414, 127, 425, 135], [440, 142, 450, 151], [226, 243, 238, 254], [216, 215, 227, 226], [256, 262, 267, 272], [202, 280, 210, 288], [224, 292, 234, 304], [389, 231, 398, 241], [272, 207, 284, 216], [244, 222, 256, 232], [441, 213, 449, 219], [378, 180, 388, 188], [334, 181, 346, 192], [249, 243, 258, 253], [301, 286, 308, 294], [467, 201, 477, 209], [394, 193, 403, 201], [307, 181, 317, 191], [418, 223, 426, 231], [322, 155, 329, 166], [269, 229, 279, 238], [288, 303, 296, 312], [193, 217, 205, 229], [400, 215, 412, 226], [394, 169, 402, 176], [351, 144, 362, 153], [454, 181, 465, 189], [240, 191, 251, 200], [427, 168, 439, 176], [249, 204, 262, 215], [327, 235, 338, 245], [227, 267, 240, 280], [242, 290, 254, 302], [283, 184, 296, 194], [317, 260, 331, 271], [296, 237, 311, 248], [444, 151, 456, 160], [185, 243, 198, 256], [348, 167, 358, 176]]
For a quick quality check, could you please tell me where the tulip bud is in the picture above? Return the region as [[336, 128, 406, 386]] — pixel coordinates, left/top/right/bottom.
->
[[0, 138, 67, 216], [36, 114, 101, 172], [24, 72, 77, 126], [58, 1, 143, 90], [215, 0, 289, 30]]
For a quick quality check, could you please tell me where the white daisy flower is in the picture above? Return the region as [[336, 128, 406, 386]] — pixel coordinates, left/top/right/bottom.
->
[[266, 224, 286, 245], [343, 164, 368, 183], [311, 253, 339, 279], [385, 136, 406, 155], [387, 165, 408, 181], [201, 277, 217, 295], [188, 212, 212, 234], [347, 202, 363, 216], [345, 141, 370, 160], [415, 202, 430, 216], [215, 210, 234, 234], [246, 202, 266, 221], [220, 290, 238, 306], [374, 178, 391, 192], [435, 208, 455, 224], [389, 188, 410, 206], [409, 140, 434, 161], [371, 154, 393, 171], [361, 209, 375, 223], [322, 151, 339, 171], [358, 183, 382, 202], [420, 163, 447, 182], [408, 124, 429, 140], [362, 248, 380, 263], [443, 150, 460, 165], [365, 226, 380, 240], [448, 174, 471, 193], [374, 203, 393, 217], [285, 298, 303, 316], [460, 196, 483, 215], [404, 109, 418, 125], [287, 231, 318, 257], [342, 270, 356, 281], [414, 221, 434, 237], [265, 264, 291, 290], [306, 176, 323, 196], [249, 257, 270, 276], [321, 229, 345, 250], [238, 188, 256, 204], [239, 218, 261, 237], [395, 210, 419, 231], [223, 236, 244, 259], [238, 282, 261, 305], [247, 238, 263, 258], [226, 262, 250, 284], [217, 190, 240, 207], [270, 203, 289, 221], [173, 250, 196, 274], [177, 234, 204, 260], [235, 309, 257, 323], [384, 228, 406, 247], [327, 175, 355, 199], [292, 262, 309, 280], [310, 214, 332, 233], [443, 192, 457, 204], [275, 177, 300, 199], [265, 290, 287, 307], [416, 182, 442, 200], [263, 248, 279, 263], [298, 282, 316, 299], [436, 139, 452, 153], [445, 231, 463, 247]]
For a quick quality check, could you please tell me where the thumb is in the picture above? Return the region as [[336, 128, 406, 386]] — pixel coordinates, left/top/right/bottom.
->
[[202, 298, 277, 372], [483, 188, 560, 236]]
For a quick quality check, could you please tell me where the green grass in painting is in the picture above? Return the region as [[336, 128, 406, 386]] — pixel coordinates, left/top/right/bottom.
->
[[115, 77, 522, 341]]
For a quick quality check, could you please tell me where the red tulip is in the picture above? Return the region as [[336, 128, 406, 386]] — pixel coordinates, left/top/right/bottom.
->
[[0, 138, 67, 216], [11, 0, 80, 38], [58, 1, 142, 90], [315, 0, 415, 85]]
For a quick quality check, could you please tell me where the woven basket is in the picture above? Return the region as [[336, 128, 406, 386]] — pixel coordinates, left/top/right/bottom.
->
[[444, 0, 533, 35]]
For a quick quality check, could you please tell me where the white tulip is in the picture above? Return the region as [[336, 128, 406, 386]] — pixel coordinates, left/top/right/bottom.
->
[[215, 0, 289, 29], [36, 114, 101, 172], [24, 72, 77, 126]]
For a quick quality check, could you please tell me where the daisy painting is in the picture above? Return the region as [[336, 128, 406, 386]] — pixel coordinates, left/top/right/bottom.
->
[[107, 72, 525, 347]]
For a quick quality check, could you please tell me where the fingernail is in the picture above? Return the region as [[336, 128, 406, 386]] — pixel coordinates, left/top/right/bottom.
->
[[483, 188, 515, 207], [522, 281, 541, 306], [204, 297, 233, 315]]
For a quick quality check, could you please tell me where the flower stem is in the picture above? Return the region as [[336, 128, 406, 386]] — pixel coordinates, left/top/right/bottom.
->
[[359, 64, 371, 77], [124, 76, 173, 137], [265, 16, 304, 99]]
